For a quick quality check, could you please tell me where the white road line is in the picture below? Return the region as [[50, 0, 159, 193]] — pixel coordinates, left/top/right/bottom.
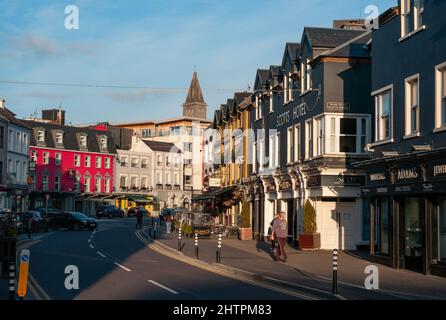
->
[[148, 280, 179, 295], [114, 262, 131, 272], [88, 239, 91, 243], [89, 244, 94, 249], [97, 251, 106, 258]]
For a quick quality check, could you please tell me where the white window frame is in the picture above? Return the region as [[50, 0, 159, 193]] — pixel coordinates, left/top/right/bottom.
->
[[284, 74, 288, 103], [276, 132, 280, 168], [130, 176, 138, 189], [104, 178, 111, 193], [287, 126, 294, 164], [54, 175, 61, 191], [372, 84, 394, 146], [104, 157, 111, 169], [156, 171, 162, 184], [140, 176, 148, 189], [55, 153, 62, 165], [255, 95, 262, 120], [100, 137, 107, 149], [74, 154, 81, 167], [42, 175, 48, 190], [79, 135, 87, 148], [401, 0, 411, 37], [85, 155, 91, 168], [294, 124, 301, 163], [269, 86, 274, 113], [55, 132, 63, 144], [31, 150, 37, 162], [43, 152, 49, 165], [404, 74, 420, 138], [315, 116, 325, 157], [252, 142, 257, 173], [166, 172, 171, 185], [95, 177, 101, 192], [141, 157, 148, 168], [305, 119, 313, 160], [414, 0, 424, 30], [37, 130, 45, 142], [131, 157, 138, 168], [120, 156, 128, 167], [435, 62, 446, 132], [84, 176, 91, 193], [269, 133, 275, 169], [96, 156, 102, 169], [259, 138, 264, 172]]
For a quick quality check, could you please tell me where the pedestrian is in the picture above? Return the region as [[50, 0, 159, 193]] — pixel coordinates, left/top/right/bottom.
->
[[165, 214, 173, 234], [271, 211, 288, 262], [268, 214, 278, 252], [135, 208, 143, 229]]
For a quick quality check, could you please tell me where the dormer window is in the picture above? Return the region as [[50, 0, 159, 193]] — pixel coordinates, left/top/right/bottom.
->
[[255, 95, 263, 120], [56, 132, 63, 144], [301, 59, 312, 93], [100, 136, 108, 149], [37, 130, 45, 142], [80, 135, 87, 148]]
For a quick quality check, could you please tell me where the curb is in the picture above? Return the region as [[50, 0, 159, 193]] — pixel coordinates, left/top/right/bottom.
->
[[142, 228, 341, 300]]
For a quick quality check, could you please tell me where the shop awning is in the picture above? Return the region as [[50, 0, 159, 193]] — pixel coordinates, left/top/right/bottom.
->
[[192, 186, 238, 203], [127, 195, 151, 204]]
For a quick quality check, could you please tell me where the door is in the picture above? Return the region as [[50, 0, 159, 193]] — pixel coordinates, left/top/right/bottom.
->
[[320, 201, 358, 250], [401, 197, 424, 272]]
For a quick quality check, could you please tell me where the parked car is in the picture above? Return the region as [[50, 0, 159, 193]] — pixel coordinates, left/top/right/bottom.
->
[[34, 207, 63, 220], [17, 211, 49, 233], [96, 205, 124, 219], [50, 212, 97, 231], [127, 207, 147, 217]]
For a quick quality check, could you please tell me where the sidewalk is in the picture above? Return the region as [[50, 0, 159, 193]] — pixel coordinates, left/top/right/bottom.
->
[[150, 223, 446, 300]]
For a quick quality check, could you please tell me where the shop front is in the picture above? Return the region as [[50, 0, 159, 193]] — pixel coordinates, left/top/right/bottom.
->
[[361, 151, 446, 277], [276, 172, 298, 245]]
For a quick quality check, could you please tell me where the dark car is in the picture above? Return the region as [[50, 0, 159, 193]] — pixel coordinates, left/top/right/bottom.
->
[[34, 207, 63, 220], [50, 212, 97, 231], [127, 207, 147, 217], [17, 211, 49, 233], [96, 205, 124, 219]]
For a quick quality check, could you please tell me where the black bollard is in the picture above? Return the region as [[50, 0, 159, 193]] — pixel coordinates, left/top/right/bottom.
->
[[178, 229, 182, 252], [194, 233, 199, 259], [9, 261, 15, 300], [332, 249, 338, 294]]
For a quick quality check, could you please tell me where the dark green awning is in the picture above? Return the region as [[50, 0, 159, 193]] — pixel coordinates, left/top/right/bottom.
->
[[127, 195, 151, 204]]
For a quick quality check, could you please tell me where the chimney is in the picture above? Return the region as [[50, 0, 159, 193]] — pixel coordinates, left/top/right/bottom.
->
[[0, 99, 5, 109], [333, 19, 366, 30]]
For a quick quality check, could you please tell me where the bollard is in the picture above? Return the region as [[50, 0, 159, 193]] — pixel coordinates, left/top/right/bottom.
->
[[9, 261, 15, 300], [332, 249, 338, 294], [194, 233, 199, 259], [178, 229, 182, 252], [216, 233, 222, 263], [154, 222, 157, 240]]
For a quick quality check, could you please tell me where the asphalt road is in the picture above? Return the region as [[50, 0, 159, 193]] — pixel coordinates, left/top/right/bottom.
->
[[25, 218, 306, 300]]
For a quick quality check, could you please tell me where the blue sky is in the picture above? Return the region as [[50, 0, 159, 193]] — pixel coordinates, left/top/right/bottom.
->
[[0, 0, 396, 124]]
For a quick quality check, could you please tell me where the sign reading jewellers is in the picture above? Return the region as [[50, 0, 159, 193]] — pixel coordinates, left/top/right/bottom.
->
[[427, 160, 446, 180], [276, 102, 307, 128]]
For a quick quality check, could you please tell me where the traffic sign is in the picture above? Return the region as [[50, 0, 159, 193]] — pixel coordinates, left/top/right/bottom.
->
[[17, 249, 30, 298]]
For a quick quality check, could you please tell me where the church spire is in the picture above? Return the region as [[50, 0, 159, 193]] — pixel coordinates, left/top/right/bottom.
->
[[183, 71, 207, 119]]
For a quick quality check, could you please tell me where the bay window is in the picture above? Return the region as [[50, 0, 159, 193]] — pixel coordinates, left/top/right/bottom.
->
[[315, 117, 325, 156], [305, 120, 313, 160], [339, 118, 356, 153], [405, 75, 420, 136], [374, 86, 393, 143], [294, 124, 301, 163]]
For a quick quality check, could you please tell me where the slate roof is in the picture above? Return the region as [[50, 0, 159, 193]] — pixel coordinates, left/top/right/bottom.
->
[[304, 27, 366, 48], [0, 107, 31, 129], [234, 92, 251, 107], [143, 140, 181, 153], [23, 120, 117, 154], [257, 69, 270, 86], [286, 42, 300, 61], [318, 31, 372, 59]]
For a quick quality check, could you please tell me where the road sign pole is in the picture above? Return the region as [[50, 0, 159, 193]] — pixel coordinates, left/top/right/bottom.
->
[[332, 248, 338, 294], [178, 229, 182, 252], [8, 261, 15, 300], [194, 233, 199, 259], [17, 249, 30, 300]]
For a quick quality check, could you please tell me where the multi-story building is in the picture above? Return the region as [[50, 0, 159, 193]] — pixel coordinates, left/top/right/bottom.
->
[[355, 1, 446, 277], [24, 110, 117, 215], [116, 72, 211, 202], [116, 136, 184, 210], [0, 99, 31, 212]]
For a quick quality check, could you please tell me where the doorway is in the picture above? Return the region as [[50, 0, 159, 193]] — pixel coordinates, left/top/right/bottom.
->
[[400, 197, 424, 272]]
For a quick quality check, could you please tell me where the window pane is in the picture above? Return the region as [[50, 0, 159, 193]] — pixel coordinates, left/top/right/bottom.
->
[[340, 136, 356, 153], [442, 70, 446, 97], [340, 118, 356, 135], [404, 198, 422, 257], [379, 198, 390, 255], [438, 198, 446, 263]]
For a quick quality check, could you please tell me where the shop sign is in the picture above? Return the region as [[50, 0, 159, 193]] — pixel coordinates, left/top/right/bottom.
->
[[369, 172, 386, 183], [307, 175, 321, 188], [332, 175, 364, 186], [208, 178, 221, 188], [326, 102, 350, 112], [265, 179, 276, 193], [396, 167, 419, 181], [276, 102, 307, 128]]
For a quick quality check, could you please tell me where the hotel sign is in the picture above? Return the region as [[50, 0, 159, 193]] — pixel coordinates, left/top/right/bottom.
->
[[276, 102, 307, 128]]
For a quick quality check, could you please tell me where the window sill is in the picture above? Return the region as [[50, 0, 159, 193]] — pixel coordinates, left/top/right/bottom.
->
[[399, 25, 427, 43], [370, 139, 394, 147], [283, 99, 294, 106], [433, 126, 446, 133], [403, 132, 421, 140]]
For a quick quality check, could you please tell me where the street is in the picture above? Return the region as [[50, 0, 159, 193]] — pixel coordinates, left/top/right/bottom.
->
[[25, 218, 308, 300]]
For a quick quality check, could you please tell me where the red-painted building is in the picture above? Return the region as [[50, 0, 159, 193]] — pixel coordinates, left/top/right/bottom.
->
[[24, 111, 117, 214]]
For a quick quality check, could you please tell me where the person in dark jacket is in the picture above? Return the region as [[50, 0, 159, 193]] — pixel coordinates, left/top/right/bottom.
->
[[135, 208, 143, 229]]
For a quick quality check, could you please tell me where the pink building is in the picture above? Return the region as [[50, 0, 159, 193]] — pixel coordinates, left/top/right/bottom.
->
[[24, 113, 117, 214]]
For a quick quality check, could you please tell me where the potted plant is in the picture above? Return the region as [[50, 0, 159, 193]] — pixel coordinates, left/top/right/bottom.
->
[[299, 200, 321, 250], [238, 201, 253, 240]]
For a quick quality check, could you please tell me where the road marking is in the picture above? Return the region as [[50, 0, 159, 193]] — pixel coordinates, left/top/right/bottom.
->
[[89, 244, 94, 249], [114, 262, 131, 272], [148, 280, 179, 295], [134, 231, 315, 300], [88, 239, 91, 243], [97, 251, 107, 258]]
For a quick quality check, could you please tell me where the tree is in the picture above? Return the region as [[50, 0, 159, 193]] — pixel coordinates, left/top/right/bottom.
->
[[239, 201, 251, 228], [303, 200, 317, 234]]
